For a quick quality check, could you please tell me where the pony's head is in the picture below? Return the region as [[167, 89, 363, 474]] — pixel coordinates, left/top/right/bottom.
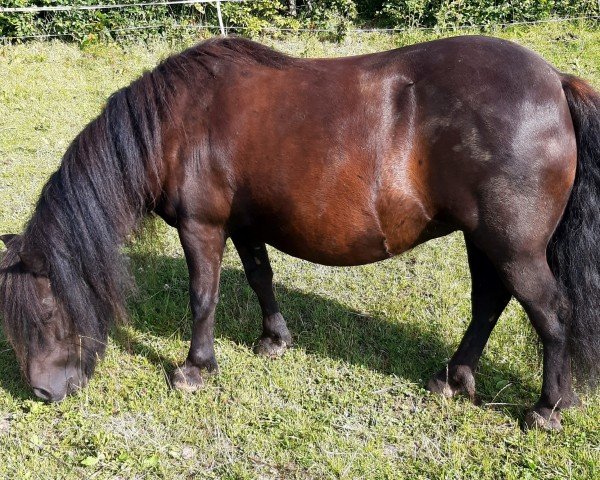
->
[[0, 234, 104, 401]]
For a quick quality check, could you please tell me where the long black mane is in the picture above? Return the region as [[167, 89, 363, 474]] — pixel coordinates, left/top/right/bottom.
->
[[0, 37, 295, 363], [0, 72, 163, 358]]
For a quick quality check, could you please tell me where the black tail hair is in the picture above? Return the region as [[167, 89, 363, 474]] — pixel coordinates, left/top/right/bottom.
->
[[548, 74, 600, 388]]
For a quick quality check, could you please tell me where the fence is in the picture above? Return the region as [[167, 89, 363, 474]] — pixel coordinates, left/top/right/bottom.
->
[[0, 0, 230, 38], [0, 0, 598, 42]]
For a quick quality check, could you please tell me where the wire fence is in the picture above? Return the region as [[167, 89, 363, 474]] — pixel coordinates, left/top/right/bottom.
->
[[0, 0, 239, 12], [0, 0, 598, 42], [0, 0, 232, 38]]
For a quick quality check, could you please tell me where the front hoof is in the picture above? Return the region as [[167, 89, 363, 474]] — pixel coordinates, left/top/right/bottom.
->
[[197, 357, 219, 375], [254, 336, 289, 358], [524, 409, 562, 431], [426, 365, 477, 403], [171, 365, 204, 393], [427, 375, 458, 398], [562, 392, 582, 409]]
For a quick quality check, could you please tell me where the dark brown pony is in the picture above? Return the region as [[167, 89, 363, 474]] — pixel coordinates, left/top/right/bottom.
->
[[1, 36, 599, 431]]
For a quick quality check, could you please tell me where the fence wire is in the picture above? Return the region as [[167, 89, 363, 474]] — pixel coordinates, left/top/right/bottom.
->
[[0, 3, 598, 42], [0, 0, 243, 13], [0, 0, 231, 37]]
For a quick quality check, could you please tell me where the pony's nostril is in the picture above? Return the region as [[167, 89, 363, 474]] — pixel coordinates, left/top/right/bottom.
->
[[33, 387, 51, 401]]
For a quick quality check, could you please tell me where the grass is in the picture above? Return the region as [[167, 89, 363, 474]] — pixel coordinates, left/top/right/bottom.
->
[[1, 21, 600, 479]]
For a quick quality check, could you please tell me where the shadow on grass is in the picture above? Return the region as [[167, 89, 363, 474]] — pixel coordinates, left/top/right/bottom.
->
[[118, 252, 539, 416], [0, 250, 539, 420]]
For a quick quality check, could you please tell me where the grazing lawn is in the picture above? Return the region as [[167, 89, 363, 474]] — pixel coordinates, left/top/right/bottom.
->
[[0, 22, 599, 479]]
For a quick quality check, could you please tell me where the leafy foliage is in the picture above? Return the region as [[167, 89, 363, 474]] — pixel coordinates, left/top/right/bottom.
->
[[378, 0, 600, 30], [0, 0, 197, 41], [0, 0, 598, 41]]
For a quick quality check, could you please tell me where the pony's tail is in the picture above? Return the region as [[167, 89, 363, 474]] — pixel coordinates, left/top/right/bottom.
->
[[548, 74, 600, 388]]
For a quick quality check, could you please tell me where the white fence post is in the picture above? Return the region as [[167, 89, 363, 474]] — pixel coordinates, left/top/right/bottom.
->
[[215, 0, 225, 36]]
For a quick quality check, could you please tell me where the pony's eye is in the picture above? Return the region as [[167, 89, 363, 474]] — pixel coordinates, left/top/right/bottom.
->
[[40, 297, 56, 323], [41, 297, 55, 309]]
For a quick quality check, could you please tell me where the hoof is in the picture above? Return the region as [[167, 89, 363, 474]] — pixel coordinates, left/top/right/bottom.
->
[[254, 336, 289, 358], [196, 357, 219, 375], [562, 392, 582, 409], [524, 409, 562, 431], [427, 375, 458, 398], [171, 364, 204, 393], [426, 365, 477, 403]]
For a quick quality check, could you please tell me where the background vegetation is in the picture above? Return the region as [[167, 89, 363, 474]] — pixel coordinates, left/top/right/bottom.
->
[[0, 0, 598, 41], [0, 18, 599, 480]]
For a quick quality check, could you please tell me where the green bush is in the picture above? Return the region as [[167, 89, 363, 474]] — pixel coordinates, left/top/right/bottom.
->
[[0, 0, 199, 41], [0, 0, 598, 41], [378, 0, 599, 29]]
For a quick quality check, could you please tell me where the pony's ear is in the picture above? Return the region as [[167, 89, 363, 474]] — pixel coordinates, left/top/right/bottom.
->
[[0, 234, 20, 247], [18, 248, 48, 276]]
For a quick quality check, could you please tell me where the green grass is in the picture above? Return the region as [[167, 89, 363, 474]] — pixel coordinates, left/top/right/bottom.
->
[[1, 22, 600, 479]]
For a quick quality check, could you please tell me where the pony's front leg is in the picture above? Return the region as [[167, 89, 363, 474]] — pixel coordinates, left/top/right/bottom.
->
[[232, 236, 292, 357], [171, 221, 225, 392]]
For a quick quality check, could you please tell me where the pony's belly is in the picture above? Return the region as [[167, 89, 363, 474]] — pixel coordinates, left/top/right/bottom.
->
[[265, 236, 391, 266], [250, 217, 391, 266], [234, 184, 442, 266]]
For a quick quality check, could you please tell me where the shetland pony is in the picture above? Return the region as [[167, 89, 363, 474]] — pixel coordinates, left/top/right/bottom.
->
[[2, 36, 599, 431]]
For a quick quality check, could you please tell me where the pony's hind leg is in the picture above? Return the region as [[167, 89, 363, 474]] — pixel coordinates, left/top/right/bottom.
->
[[495, 252, 577, 430], [232, 236, 292, 357], [427, 236, 511, 403], [171, 221, 225, 392]]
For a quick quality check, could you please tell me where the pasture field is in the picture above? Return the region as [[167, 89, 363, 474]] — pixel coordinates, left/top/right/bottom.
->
[[0, 22, 599, 479]]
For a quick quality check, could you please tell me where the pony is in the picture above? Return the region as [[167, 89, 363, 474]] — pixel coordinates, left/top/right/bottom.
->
[[1, 36, 599, 431]]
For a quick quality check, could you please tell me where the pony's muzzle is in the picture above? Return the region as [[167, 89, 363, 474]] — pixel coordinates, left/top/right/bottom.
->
[[31, 383, 67, 402], [32, 386, 59, 402], [30, 369, 87, 402]]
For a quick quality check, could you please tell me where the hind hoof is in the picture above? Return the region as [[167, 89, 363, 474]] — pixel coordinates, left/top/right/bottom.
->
[[562, 392, 582, 409], [171, 364, 204, 392], [524, 409, 562, 431], [254, 336, 289, 358]]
